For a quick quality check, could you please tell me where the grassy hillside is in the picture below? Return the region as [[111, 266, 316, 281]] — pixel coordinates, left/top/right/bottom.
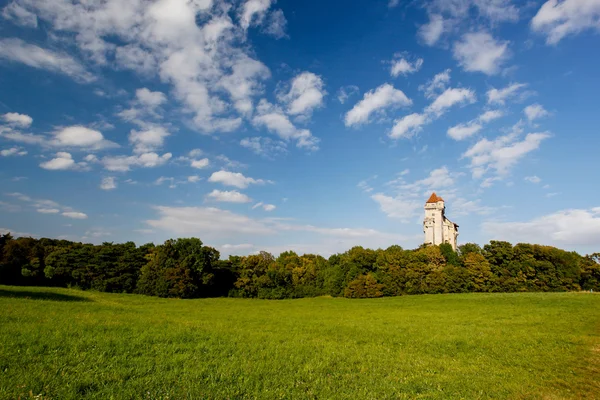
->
[[0, 286, 599, 399]]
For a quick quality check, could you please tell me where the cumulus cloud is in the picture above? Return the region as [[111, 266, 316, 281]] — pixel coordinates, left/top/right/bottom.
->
[[277, 72, 326, 118], [129, 126, 169, 154], [447, 122, 482, 140], [252, 201, 276, 211], [453, 32, 510, 75], [389, 113, 428, 139], [390, 57, 424, 77], [0, 147, 27, 156], [62, 211, 88, 219], [101, 152, 172, 172], [206, 189, 252, 203], [40, 152, 81, 170], [337, 85, 359, 104], [482, 207, 600, 247], [2, 1, 38, 27], [8, 191, 87, 219], [0, 38, 94, 83], [344, 84, 412, 127], [239, 0, 274, 31], [135, 88, 167, 108], [3, 112, 32, 127], [191, 158, 210, 169], [426, 87, 476, 116], [252, 99, 319, 150], [418, 14, 446, 46], [486, 83, 527, 105], [208, 170, 269, 189], [8, 0, 290, 134], [462, 132, 550, 180], [51, 126, 118, 150], [525, 175, 541, 184], [478, 109, 504, 123], [370, 166, 459, 221], [524, 104, 550, 121], [240, 136, 287, 158], [371, 193, 422, 222], [447, 109, 504, 141], [146, 205, 404, 254], [531, 0, 600, 44], [37, 208, 59, 214], [100, 176, 117, 190], [419, 69, 451, 99]]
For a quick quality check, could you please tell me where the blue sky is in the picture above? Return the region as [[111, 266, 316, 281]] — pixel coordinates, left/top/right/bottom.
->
[[1, 0, 599, 257]]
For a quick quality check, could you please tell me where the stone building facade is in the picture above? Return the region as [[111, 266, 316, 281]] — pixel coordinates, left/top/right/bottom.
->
[[423, 193, 459, 251]]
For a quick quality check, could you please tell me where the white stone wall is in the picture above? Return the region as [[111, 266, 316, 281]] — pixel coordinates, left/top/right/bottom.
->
[[423, 200, 458, 250]]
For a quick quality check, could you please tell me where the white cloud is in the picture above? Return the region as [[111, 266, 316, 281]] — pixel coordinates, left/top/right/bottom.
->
[[40, 152, 78, 170], [524, 104, 550, 121], [525, 175, 542, 184], [16, 0, 285, 133], [0, 38, 94, 83], [371, 193, 422, 222], [52, 126, 118, 150], [189, 149, 203, 158], [337, 85, 359, 104], [135, 88, 167, 108], [263, 9, 287, 39], [390, 57, 424, 77], [531, 0, 600, 44], [3, 112, 32, 127], [191, 158, 210, 169], [62, 211, 88, 219], [419, 69, 451, 99], [426, 87, 476, 116], [148, 206, 276, 237], [2, 2, 38, 27], [277, 72, 326, 118], [188, 175, 201, 183], [240, 0, 274, 31], [389, 113, 428, 139], [240, 136, 287, 158], [0, 147, 27, 156], [482, 208, 600, 247], [447, 109, 505, 141], [37, 208, 60, 214], [418, 14, 446, 46], [371, 166, 459, 222], [208, 170, 269, 189], [486, 83, 527, 105], [129, 126, 169, 154], [447, 121, 482, 140], [100, 177, 117, 190], [463, 132, 550, 178], [206, 189, 252, 203], [453, 32, 510, 75], [478, 109, 504, 123], [253, 201, 276, 211], [344, 84, 412, 127], [101, 152, 172, 172], [147, 205, 403, 254], [253, 100, 319, 150]]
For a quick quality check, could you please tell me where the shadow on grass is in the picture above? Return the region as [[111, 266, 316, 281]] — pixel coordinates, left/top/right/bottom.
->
[[0, 288, 92, 302]]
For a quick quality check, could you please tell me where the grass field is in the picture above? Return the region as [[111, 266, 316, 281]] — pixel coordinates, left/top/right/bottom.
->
[[0, 286, 599, 399]]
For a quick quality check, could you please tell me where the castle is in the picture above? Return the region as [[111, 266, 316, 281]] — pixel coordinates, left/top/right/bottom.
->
[[423, 193, 459, 250]]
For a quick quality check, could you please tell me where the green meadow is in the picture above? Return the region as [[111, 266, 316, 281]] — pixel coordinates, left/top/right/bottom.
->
[[0, 286, 599, 399]]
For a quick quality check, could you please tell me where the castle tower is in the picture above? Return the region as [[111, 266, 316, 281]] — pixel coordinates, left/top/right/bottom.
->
[[423, 193, 459, 251]]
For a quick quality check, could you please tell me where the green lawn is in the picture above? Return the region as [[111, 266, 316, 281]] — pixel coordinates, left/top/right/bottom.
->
[[0, 286, 599, 399]]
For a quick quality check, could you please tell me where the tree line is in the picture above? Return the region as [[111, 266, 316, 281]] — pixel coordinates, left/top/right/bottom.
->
[[0, 233, 599, 299]]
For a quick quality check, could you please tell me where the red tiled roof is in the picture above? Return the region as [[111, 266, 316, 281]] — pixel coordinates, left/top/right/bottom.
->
[[426, 192, 444, 203]]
